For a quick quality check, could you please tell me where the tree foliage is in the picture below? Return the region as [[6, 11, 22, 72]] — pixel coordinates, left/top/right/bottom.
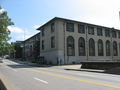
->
[[0, 6, 14, 56]]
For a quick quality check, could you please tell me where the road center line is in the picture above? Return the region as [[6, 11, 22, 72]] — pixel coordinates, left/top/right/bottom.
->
[[34, 77, 48, 84], [24, 68, 120, 89]]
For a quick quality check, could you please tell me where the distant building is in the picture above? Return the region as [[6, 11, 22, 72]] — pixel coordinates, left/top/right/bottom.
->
[[36, 17, 120, 65], [11, 41, 23, 59], [23, 32, 40, 61]]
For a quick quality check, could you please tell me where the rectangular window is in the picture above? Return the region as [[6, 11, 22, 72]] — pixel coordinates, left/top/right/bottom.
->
[[97, 27, 103, 36], [66, 22, 74, 32], [41, 28, 44, 37], [118, 32, 120, 38], [51, 36, 55, 48], [105, 29, 110, 37], [78, 24, 85, 34], [51, 23, 55, 33], [112, 31, 117, 38], [42, 40, 44, 50], [88, 26, 94, 35]]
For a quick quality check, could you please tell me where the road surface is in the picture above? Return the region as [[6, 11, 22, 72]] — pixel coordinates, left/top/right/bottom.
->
[[0, 59, 120, 90]]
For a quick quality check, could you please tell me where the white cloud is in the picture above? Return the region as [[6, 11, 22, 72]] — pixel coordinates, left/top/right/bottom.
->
[[17, 35, 33, 40], [33, 25, 41, 29], [8, 26, 24, 33], [62, 0, 120, 29], [0, 8, 5, 13]]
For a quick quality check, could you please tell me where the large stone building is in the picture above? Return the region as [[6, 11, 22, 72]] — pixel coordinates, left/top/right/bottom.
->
[[37, 17, 120, 65]]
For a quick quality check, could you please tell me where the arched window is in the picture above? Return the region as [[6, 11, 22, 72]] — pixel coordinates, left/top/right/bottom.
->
[[78, 37, 85, 56], [89, 38, 95, 56], [98, 39, 104, 56], [106, 40, 111, 56], [67, 36, 75, 56], [113, 41, 118, 56]]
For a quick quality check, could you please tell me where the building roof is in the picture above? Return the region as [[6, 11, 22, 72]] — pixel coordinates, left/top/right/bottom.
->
[[36, 17, 120, 31], [23, 32, 40, 43]]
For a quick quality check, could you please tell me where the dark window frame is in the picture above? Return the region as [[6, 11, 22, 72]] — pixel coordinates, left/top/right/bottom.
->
[[98, 39, 104, 56], [119, 43, 120, 55], [67, 36, 75, 56], [113, 41, 118, 56], [105, 29, 110, 37], [78, 24, 85, 34], [118, 32, 120, 38], [66, 22, 74, 32], [78, 37, 86, 56], [51, 23, 55, 33], [42, 40, 44, 50], [89, 38, 95, 56], [88, 26, 94, 35], [106, 40, 111, 56], [41, 28, 45, 37], [112, 30, 117, 38], [51, 36, 55, 48], [97, 27, 103, 36]]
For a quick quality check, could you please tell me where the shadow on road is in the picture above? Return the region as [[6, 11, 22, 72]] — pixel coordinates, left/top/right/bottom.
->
[[6, 59, 56, 69], [65, 68, 120, 75], [7, 64, 53, 69], [7, 59, 120, 75]]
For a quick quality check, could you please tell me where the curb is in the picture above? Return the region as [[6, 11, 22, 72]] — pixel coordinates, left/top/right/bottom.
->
[[0, 79, 7, 90], [0, 74, 16, 90]]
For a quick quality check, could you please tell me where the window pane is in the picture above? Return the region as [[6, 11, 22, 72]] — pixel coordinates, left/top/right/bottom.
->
[[105, 29, 110, 37], [97, 28, 102, 36], [78, 24, 85, 34], [113, 41, 118, 56], [88, 26, 94, 35], [41, 28, 44, 36], [112, 31, 117, 38], [106, 40, 111, 56], [42, 40, 44, 50], [67, 36, 75, 56], [98, 39, 104, 56], [79, 37, 86, 56], [51, 23, 55, 33], [118, 32, 120, 38], [89, 38, 95, 56], [51, 36, 55, 48], [66, 22, 74, 32]]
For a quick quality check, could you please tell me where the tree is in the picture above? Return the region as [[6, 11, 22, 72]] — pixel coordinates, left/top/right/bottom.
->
[[0, 6, 14, 56]]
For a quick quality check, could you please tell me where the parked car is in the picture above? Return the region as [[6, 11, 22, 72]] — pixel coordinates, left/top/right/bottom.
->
[[4, 55, 9, 59]]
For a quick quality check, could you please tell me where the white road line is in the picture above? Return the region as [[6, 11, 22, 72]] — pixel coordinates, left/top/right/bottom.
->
[[34, 77, 48, 84]]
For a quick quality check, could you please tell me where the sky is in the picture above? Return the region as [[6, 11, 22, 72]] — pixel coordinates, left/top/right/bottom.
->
[[0, 0, 120, 42]]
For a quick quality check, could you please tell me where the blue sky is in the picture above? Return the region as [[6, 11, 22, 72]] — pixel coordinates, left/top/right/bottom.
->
[[1, 0, 120, 42]]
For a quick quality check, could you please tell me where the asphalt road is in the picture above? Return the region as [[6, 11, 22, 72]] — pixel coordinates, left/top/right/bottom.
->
[[0, 59, 120, 90]]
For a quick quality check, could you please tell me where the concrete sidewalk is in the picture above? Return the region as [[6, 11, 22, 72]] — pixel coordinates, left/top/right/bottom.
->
[[52, 64, 82, 70], [11, 59, 82, 69], [7, 59, 106, 74], [0, 74, 16, 90]]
